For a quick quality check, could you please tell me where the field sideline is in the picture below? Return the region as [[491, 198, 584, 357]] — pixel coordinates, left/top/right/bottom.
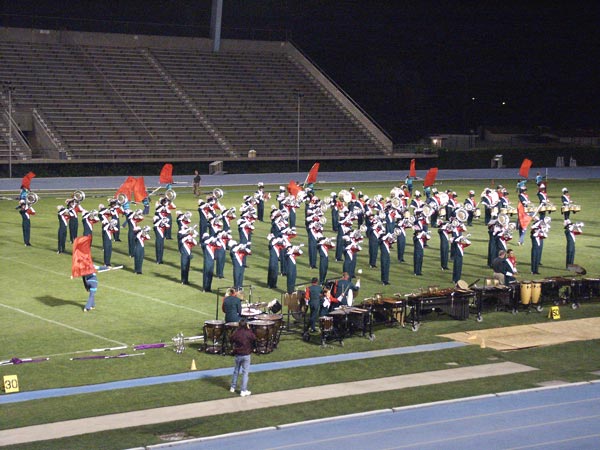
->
[[1, 170, 599, 448]]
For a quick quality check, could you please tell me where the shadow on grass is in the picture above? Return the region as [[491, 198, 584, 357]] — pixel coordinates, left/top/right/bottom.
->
[[36, 295, 82, 309]]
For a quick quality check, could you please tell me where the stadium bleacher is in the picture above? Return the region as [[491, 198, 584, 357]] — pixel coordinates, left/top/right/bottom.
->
[[0, 28, 392, 161]]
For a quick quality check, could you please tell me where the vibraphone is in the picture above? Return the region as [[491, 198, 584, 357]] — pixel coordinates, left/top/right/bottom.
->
[[359, 295, 406, 327], [404, 288, 474, 331]]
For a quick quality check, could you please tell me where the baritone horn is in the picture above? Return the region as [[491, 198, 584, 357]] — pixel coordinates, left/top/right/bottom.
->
[[455, 208, 468, 223], [391, 197, 401, 208], [165, 189, 177, 201], [338, 189, 352, 203], [73, 190, 85, 202], [116, 193, 128, 205], [212, 188, 224, 199], [498, 213, 509, 227], [25, 192, 39, 205], [422, 204, 433, 218]]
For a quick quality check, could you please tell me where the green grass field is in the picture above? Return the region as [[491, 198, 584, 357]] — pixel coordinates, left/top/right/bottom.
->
[[1, 178, 599, 448]]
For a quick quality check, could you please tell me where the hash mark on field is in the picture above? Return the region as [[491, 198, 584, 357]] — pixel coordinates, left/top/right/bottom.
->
[[0, 303, 126, 346]]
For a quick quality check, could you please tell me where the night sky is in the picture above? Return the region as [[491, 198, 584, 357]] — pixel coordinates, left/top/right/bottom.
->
[[3, 0, 599, 142]]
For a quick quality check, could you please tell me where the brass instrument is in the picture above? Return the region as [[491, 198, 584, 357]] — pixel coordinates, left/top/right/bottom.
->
[[421, 204, 433, 218], [455, 208, 468, 223], [391, 197, 401, 208], [25, 192, 39, 205], [390, 186, 404, 198], [338, 189, 352, 203], [73, 190, 85, 202], [116, 193, 128, 205], [165, 189, 177, 201], [212, 188, 224, 199], [498, 213, 510, 227], [359, 224, 367, 234]]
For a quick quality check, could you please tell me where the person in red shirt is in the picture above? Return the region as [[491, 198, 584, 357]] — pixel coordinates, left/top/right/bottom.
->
[[229, 318, 256, 397]]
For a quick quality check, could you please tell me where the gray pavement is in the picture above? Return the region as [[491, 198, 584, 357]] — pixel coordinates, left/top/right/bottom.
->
[[0, 362, 534, 446]]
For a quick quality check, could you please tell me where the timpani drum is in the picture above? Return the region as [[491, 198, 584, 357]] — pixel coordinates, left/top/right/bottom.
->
[[261, 314, 284, 349], [319, 316, 333, 332], [250, 320, 275, 354], [224, 322, 240, 355], [203, 320, 225, 354], [531, 281, 542, 305], [520, 281, 532, 305]]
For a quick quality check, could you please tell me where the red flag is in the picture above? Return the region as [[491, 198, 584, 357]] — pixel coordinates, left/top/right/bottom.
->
[[116, 176, 136, 200], [305, 163, 320, 185], [133, 176, 148, 202], [409, 159, 416, 178], [159, 164, 174, 184], [519, 159, 532, 178], [517, 202, 533, 230], [21, 171, 36, 190], [72, 236, 96, 278], [287, 180, 302, 198], [423, 168, 438, 188]]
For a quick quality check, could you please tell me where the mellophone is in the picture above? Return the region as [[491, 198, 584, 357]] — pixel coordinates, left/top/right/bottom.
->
[[202, 313, 284, 354]]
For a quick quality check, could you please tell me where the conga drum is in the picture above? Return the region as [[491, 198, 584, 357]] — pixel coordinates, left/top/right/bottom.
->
[[261, 314, 284, 350], [203, 320, 225, 354], [250, 320, 274, 354], [224, 322, 240, 355], [531, 281, 542, 305], [520, 281, 532, 305]]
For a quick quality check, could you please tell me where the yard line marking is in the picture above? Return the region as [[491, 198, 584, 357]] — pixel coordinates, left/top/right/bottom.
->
[[0, 303, 126, 346], [0, 256, 211, 316]]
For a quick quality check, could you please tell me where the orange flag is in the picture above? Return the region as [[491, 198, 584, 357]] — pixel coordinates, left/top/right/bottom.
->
[[519, 159, 532, 178], [133, 176, 148, 202], [159, 164, 174, 184], [423, 168, 438, 187], [305, 162, 320, 185], [409, 159, 416, 177], [116, 176, 136, 200], [72, 236, 96, 278], [287, 180, 302, 198], [21, 171, 36, 190], [517, 202, 533, 230]]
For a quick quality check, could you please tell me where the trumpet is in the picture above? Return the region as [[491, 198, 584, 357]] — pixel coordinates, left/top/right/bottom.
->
[[73, 190, 85, 202]]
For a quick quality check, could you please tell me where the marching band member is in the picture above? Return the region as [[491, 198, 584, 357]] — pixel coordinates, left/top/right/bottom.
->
[[221, 207, 236, 232], [342, 231, 363, 279], [464, 190, 476, 226], [517, 186, 531, 245], [367, 213, 383, 269], [153, 213, 169, 264], [176, 211, 192, 253], [215, 230, 230, 279], [317, 236, 335, 285], [67, 198, 84, 244], [394, 216, 411, 263], [333, 272, 360, 306], [255, 182, 267, 222], [109, 198, 123, 242], [564, 220, 583, 268], [101, 219, 118, 267], [209, 215, 224, 236], [481, 188, 493, 226], [330, 192, 340, 232], [133, 226, 151, 275], [267, 234, 282, 288], [486, 218, 497, 267], [321, 286, 339, 313], [280, 226, 297, 276], [410, 190, 424, 213], [126, 209, 144, 257], [307, 219, 324, 269], [452, 234, 471, 283], [198, 196, 215, 237], [222, 287, 242, 323], [180, 227, 198, 285], [57, 205, 71, 254], [304, 277, 322, 332], [82, 209, 100, 237], [201, 233, 219, 292], [537, 183, 549, 220], [379, 232, 395, 285], [445, 191, 458, 219], [492, 219, 507, 258], [164, 195, 176, 240], [561, 187, 573, 220], [285, 244, 303, 294], [16, 199, 35, 246], [530, 217, 549, 274], [276, 186, 286, 209], [438, 220, 452, 271], [506, 248, 518, 283], [230, 241, 252, 291], [412, 213, 429, 276], [335, 213, 354, 262], [237, 217, 255, 245]]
